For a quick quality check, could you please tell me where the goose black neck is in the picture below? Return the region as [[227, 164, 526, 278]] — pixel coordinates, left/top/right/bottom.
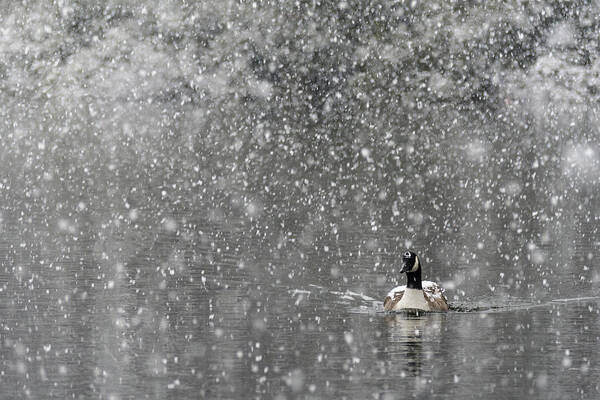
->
[[406, 268, 422, 290]]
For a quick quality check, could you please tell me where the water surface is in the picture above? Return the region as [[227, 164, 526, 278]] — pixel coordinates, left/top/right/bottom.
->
[[2, 1, 600, 399]]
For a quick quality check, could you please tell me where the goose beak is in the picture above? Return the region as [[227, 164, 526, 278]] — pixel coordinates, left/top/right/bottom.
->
[[399, 262, 410, 273]]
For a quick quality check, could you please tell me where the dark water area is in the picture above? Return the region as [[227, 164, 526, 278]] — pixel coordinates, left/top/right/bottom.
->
[[2, 1, 600, 399]]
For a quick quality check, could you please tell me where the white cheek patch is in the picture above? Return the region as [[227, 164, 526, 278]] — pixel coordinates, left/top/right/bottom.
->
[[410, 257, 420, 272]]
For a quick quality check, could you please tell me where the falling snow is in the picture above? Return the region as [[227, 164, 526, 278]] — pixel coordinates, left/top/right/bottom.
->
[[0, 1, 599, 399]]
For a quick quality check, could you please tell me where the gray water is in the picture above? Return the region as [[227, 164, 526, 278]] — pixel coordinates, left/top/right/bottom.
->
[[2, 1, 600, 399], [0, 211, 598, 399]]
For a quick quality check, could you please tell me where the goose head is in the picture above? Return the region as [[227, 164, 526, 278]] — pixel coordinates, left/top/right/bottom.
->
[[399, 250, 421, 274]]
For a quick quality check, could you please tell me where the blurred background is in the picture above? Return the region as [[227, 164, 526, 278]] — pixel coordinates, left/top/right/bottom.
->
[[0, 1, 599, 398]]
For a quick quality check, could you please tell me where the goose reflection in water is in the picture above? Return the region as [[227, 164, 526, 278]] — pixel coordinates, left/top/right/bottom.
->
[[378, 312, 445, 378]]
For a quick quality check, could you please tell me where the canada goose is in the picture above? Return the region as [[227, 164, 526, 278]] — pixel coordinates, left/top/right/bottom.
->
[[384, 251, 449, 312]]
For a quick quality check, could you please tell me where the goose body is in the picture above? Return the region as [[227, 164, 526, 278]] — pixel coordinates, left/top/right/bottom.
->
[[384, 251, 449, 312], [384, 281, 448, 312]]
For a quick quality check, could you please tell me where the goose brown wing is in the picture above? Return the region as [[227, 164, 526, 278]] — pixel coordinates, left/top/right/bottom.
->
[[383, 290, 404, 311], [423, 282, 449, 311]]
